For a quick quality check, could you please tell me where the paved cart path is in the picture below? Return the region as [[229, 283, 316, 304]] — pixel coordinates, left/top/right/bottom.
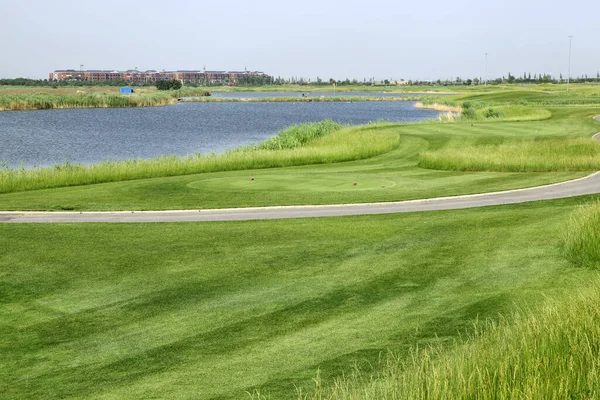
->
[[2, 117, 600, 223]]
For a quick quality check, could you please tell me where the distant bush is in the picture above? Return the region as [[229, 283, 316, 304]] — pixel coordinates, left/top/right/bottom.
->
[[461, 108, 477, 120], [484, 108, 505, 118]]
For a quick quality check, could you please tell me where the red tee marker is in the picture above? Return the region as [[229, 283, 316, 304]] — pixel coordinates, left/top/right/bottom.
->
[[250, 177, 254, 181], [353, 182, 357, 186]]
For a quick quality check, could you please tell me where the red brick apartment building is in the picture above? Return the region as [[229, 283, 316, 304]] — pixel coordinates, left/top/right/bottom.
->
[[49, 69, 267, 84]]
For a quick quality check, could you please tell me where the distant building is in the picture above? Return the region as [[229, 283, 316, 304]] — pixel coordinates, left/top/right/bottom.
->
[[49, 69, 269, 85]]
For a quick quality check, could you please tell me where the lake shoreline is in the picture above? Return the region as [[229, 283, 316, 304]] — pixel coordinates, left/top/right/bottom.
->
[[0, 95, 426, 111], [0, 100, 439, 169], [180, 96, 421, 103]]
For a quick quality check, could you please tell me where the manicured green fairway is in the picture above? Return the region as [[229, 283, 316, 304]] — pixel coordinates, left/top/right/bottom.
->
[[1, 198, 599, 399], [187, 174, 396, 192]]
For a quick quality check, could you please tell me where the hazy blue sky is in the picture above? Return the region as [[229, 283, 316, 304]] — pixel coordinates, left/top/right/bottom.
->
[[2, 0, 598, 81]]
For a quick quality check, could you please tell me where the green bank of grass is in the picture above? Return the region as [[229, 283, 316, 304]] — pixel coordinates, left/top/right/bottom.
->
[[0, 121, 402, 194], [205, 84, 457, 94], [417, 102, 600, 173], [421, 87, 600, 117], [205, 83, 597, 95], [299, 201, 600, 400], [1, 199, 598, 399], [182, 95, 419, 103], [419, 138, 600, 172], [457, 89, 600, 106], [420, 101, 552, 122]]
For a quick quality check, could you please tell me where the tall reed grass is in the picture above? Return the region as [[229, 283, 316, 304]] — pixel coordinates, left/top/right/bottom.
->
[[300, 282, 600, 399], [241, 120, 342, 150], [563, 202, 600, 268], [0, 92, 179, 111], [419, 138, 600, 172], [414, 101, 462, 113], [0, 88, 210, 111], [0, 122, 400, 193]]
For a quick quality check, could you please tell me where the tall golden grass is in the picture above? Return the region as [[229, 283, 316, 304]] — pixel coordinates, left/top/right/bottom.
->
[[414, 102, 462, 113]]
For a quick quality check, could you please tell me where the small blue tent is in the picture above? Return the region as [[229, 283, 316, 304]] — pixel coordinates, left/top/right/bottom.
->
[[120, 87, 134, 94]]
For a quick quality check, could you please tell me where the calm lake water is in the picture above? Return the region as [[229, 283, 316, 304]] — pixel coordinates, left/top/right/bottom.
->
[[0, 101, 439, 168]]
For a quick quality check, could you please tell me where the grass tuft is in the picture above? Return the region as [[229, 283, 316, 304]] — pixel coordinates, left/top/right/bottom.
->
[[563, 202, 600, 268]]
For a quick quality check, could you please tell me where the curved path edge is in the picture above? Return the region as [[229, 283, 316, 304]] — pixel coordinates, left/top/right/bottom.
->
[[2, 117, 600, 223]]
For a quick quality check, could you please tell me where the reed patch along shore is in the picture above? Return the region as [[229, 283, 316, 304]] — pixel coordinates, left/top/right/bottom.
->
[[0, 88, 211, 111]]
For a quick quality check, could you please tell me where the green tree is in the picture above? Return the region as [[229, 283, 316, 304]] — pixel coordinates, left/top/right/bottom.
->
[[171, 79, 182, 90], [156, 79, 182, 90], [155, 80, 170, 90]]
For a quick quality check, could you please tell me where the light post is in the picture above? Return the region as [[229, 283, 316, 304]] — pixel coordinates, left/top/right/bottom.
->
[[567, 35, 574, 92], [484, 53, 488, 86]]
